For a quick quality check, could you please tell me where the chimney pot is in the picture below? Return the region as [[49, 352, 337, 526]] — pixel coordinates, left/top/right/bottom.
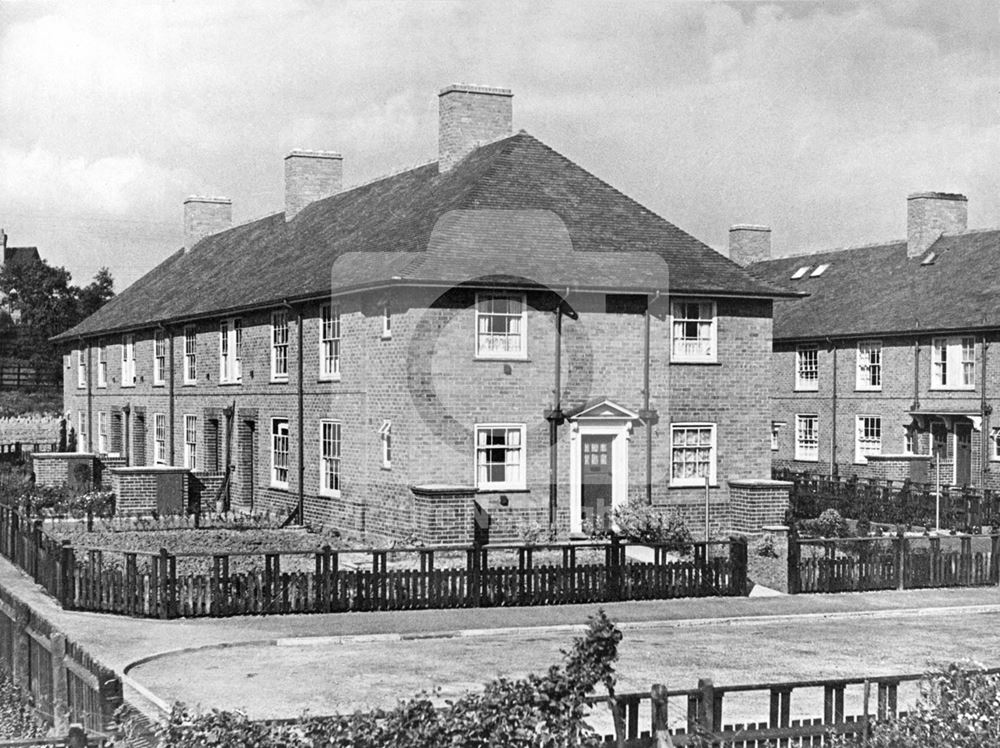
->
[[907, 192, 967, 259], [438, 84, 513, 173], [284, 149, 343, 222], [728, 224, 771, 266], [183, 196, 232, 250]]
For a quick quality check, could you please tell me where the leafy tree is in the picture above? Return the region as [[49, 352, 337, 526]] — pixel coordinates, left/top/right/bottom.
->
[[77, 267, 115, 318]]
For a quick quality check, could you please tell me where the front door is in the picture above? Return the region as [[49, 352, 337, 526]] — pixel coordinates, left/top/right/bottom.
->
[[955, 424, 972, 486], [581, 435, 614, 531]]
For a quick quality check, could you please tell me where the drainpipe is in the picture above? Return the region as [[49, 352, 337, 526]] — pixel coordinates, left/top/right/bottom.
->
[[981, 335, 990, 490], [284, 300, 305, 525], [911, 339, 921, 412], [828, 338, 838, 477], [80, 337, 92, 453], [163, 324, 175, 465], [641, 293, 660, 504], [546, 298, 564, 531]]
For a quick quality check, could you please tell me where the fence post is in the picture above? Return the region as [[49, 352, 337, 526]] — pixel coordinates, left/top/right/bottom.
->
[[728, 536, 748, 595], [894, 533, 905, 590], [696, 677, 717, 736], [991, 535, 1000, 586], [786, 526, 801, 594], [651, 683, 670, 747], [61, 541, 75, 609], [50, 632, 69, 733], [67, 724, 87, 748], [12, 603, 29, 691], [158, 548, 173, 619], [960, 536, 972, 586]]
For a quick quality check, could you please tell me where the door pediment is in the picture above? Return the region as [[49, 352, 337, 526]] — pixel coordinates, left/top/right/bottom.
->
[[565, 398, 639, 421]]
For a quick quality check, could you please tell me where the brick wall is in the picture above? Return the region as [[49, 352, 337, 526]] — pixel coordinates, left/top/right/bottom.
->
[[411, 486, 476, 545], [32, 453, 96, 489], [190, 471, 226, 512], [109, 467, 189, 515], [728, 479, 791, 532]]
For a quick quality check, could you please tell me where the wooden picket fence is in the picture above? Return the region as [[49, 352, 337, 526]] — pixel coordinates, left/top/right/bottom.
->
[[0, 585, 121, 738], [788, 531, 1000, 594], [0, 365, 61, 391], [775, 467, 1000, 531], [0, 506, 748, 618], [588, 667, 1000, 746]]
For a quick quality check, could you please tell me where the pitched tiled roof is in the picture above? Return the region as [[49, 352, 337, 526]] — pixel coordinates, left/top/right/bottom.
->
[[749, 228, 1000, 340], [3, 247, 40, 266], [55, 132, 792, 341]]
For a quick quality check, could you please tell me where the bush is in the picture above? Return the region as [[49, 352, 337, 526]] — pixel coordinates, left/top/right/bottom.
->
[[155, 610, 624, 747], [799, 509, 850, 538], [834, 663, 1000, 747], [0, 670, 46, 739], [20, 486, 115, 519], [754, 533, 779, 558], [584, 499, 693, 552], [513, 518, 555, 546]]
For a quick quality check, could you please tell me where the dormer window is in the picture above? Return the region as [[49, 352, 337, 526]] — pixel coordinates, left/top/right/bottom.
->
[[810, 264, 829, 277], [921, 252, 936, 266], [791, 266, 811, 279]]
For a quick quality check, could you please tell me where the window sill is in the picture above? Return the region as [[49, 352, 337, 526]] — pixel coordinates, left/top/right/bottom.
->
[[319, 489, 342, 499], [181, 383, 198, 387], [855, 386, 882, 392], [475, 355, 529, 362], [794, 387, 819, 393], [381, 334, 392, 341], [152, 382, 165, 388], [477, 487, 528, 494], [270, 483, 291, 491], [671, 359, 720, 366], [318, 375, 342, 383], [218, 381, 242, 387], [794, 457, 819, 463], [928, 386, 976, 392], [669, 483, 720, 489], [270, 378, 290, 384]]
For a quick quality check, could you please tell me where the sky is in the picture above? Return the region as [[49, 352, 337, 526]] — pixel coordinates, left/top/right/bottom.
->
[[1, 0, 998, 291]]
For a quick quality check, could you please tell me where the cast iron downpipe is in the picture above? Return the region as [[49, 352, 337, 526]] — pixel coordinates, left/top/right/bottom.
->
[[163, 324, 176, 465], [547, 300, 564, 530], [911, 339, 921, 412], [981, 334, 990, 489], [828, 338, 838, 477], [80, 337, 92, 452], [643, 296, 654, 504], [283, 300, 306, 525]]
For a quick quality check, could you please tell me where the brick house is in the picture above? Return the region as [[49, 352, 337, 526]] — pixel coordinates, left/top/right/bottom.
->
[[744, 192, 1000, 490], [52, 84, 793, 542]]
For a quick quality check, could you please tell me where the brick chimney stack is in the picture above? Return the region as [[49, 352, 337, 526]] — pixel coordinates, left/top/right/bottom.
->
[[438, 84, 513, 173], [728, 224, 772, 266], [284, 149, 343, 222], [907, 192, 967, 258], [183, 196, 232, 250]]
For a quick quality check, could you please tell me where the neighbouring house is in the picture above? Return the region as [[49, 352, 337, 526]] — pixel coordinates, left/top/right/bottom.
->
[[0, 230, 41, 328], [52, 84, 794, 542], [745, 192, 1000, 490]]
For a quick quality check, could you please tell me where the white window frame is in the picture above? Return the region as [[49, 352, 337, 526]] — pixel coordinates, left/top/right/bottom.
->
[[669, 423, 717, 487], [475, 292, 527, 360], [96, 340, 107, 388], [320, 420, 341, 497], [855, 415, 882, 463], [795, 414, 818, 462], [856, 340, 882, 391], [271, 310, 289, 381], [795, 345, 818, 391], [153, 413, 166, 464], [902, 426, 918, 456], [76, 348, 87, 388], [97, 411, 108, 454], [219, 318, 242, 384], [991, 428, 1000, 461], [671, 299, 717, 363], [381, 301, 392, 340], [319, 303, 341, 380], [271, 418, 290, 488], [153, 331, 166, 386], [379, 420, 392, 469], [475, 423, 526, 491], [931, 336, 975, 390], [771, 422, 781, 452], [77, 411, 87, 452], [184, 414, 197, 470], [183, 325, 197, 385], [121, 334, 135, 387]]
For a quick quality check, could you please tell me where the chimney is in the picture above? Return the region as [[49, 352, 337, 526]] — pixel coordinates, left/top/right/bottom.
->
[[438, 84, 513, 173], [728, 224, 772, 266], [907, 192, 967, 258], [183, 196, 232, 250], [284, 149, 343, 222]]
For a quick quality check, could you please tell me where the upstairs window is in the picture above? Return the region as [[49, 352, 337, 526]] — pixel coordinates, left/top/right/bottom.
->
[[219, 318, 242, 383], [856, 340, 882, 391], [320, 303, 341, 379], [855, 415, 882, 463], [153, 331, 166, 386], [271, 418, 290, 488], [671, 300, 717, 363], [96, 340, 107, 388], [121, 334, 135, 387], [379, 420, 392, 469], [320, 420, 341, 496], [795, 345, 818, 391], [183, 326, 197, 384], [670, 424, 717, 487], [931, 337, 975, 389], [271, 311, 289, 380], [381, 302, 392, 339], [76, 348, 87, 388], [795, 414, 818, 462], [476, 293, 526, 359], [475, 424, 525, 490]]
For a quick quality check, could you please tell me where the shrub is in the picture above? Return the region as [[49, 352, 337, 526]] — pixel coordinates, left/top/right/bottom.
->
[[754, 533, 779, 558], [156, 610, 624, 747], [0, 670, 46, 739], [834, 663, 1000, 747], [20, 486, 114, 519], [799, 509, 850, 538], [514, 518, 555, 546], [611, 500, 693, 551]]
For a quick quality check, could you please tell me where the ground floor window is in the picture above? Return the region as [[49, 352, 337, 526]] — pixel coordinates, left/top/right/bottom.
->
[[795, 415, 818, 462], [992, 428, 1000, 461], [669, 423, 716, 486], [184, 415, 197, 470], [475, 424, 525, 490], [97, 412, 108, 454], [855, 415, 882, 463], [320, 420, 341, 496], [154, 413, 166, 464], [272, 418, 290, 488], [77, 412, 87, 452], [379, 420, 392, 469]]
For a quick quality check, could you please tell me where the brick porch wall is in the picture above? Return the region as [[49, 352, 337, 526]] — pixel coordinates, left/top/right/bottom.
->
[[108, 466, 190, 515], [728, 479, 792, 532]]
